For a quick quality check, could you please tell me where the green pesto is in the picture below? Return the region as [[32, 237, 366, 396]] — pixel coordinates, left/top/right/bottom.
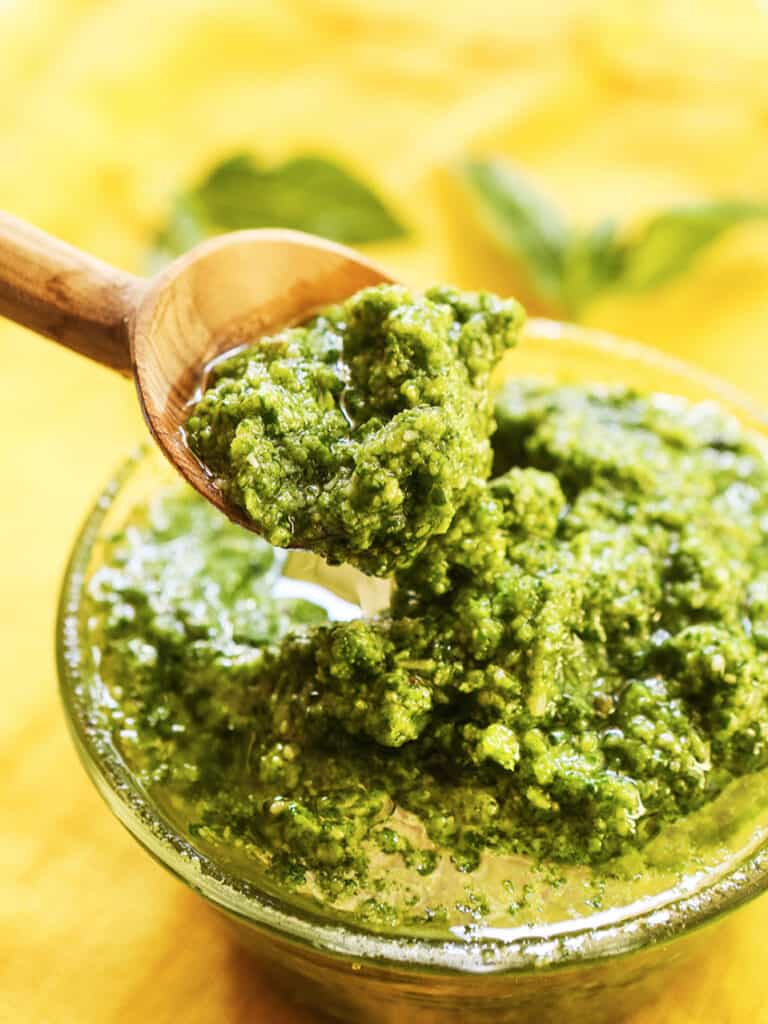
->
[[84, 377, 768, 916], [185, 284, 524, 576]]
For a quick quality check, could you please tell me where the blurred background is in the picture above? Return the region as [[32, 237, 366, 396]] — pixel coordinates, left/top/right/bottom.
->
[[4, 2, 768, 1021]]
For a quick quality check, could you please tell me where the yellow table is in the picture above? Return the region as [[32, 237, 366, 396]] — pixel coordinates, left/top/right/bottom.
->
[[3, 3, 768, 1020]]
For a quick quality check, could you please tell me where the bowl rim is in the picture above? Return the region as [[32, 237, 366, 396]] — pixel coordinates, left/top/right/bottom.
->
[[57, 318, 768, 975]]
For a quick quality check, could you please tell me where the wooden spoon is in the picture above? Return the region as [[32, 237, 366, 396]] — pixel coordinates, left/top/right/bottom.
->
[[0, 212, 393, 530]]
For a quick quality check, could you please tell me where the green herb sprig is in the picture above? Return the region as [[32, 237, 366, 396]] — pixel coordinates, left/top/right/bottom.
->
[[457, 159, 768, 318], [150, 153, 407, 268]]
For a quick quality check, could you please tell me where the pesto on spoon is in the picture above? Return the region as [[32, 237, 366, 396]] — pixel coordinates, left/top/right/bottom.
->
[[186, 284, 524, 575]]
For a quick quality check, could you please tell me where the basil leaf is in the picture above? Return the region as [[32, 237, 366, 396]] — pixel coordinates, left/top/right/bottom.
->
[[456, 160, 569, 306], [458, 159, 768, 319], [150, 152, 406, 267], [561, 220, 626, 317], [621, 200, 768, 290]]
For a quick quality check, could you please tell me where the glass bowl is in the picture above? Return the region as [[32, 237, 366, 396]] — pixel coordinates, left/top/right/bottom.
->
[[57, 319, 768, 1023]]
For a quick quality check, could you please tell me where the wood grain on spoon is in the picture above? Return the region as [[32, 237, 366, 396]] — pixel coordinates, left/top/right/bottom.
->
[[0, 212, 393, 529]]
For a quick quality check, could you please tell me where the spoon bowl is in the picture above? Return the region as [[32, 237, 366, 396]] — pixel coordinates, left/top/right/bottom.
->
[[0, 214, 393, 529], [131, 228, 393, 528]]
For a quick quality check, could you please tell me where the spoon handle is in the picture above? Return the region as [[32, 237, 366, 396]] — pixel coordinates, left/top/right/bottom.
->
[[0, 211, 144, 375]]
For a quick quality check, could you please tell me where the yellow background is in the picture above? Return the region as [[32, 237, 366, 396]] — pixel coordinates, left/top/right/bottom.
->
[[3, 2, 768, 1021]]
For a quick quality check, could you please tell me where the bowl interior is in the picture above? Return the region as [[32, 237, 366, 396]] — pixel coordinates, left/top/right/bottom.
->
[[58, 318, 768, 972]]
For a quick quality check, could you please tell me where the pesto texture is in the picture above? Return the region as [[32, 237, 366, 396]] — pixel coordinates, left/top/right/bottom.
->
[[186, 284, 524, 575], [86, 369, 768, 916], [85, 493, 328, 787]]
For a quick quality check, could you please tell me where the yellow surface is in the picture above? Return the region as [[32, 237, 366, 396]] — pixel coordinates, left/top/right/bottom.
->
[[4, 2, 768, 1021]]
